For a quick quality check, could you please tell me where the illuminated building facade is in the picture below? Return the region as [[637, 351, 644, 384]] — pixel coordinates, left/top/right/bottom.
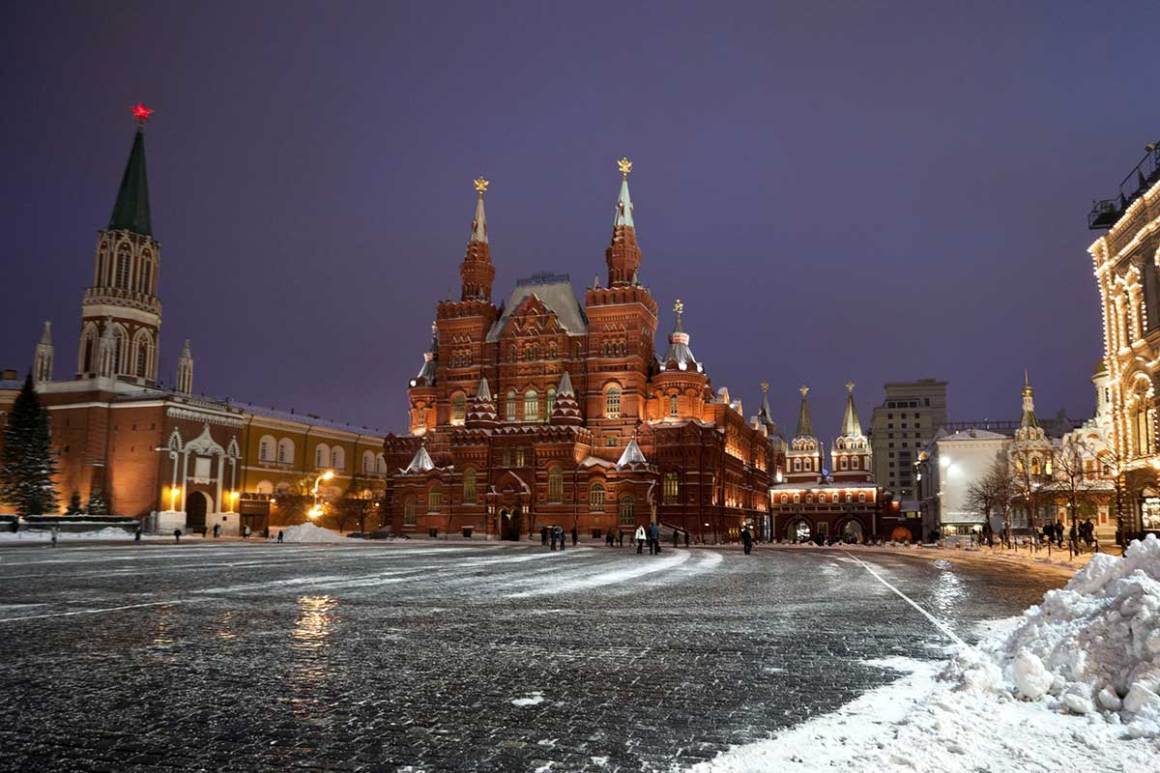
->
[[383, 163, 782, 540]]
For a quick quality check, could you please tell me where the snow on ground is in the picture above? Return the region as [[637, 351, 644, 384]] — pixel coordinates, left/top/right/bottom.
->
[[277, 522, 347, 543], [697, 535, 1160, 772], [0, 526, 143, 542]]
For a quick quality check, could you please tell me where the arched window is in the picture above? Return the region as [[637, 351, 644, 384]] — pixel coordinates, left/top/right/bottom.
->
[[277, 438, 294, 464], [112, 326, 128, 375], [450, 392, 467, 425], [793, 458, 801, 471], [524, 389, 539, 422], [589, 482, 605, 510], [331, 446, 345, 470], [259, 435, 276, 462], [669, 394, 679, 417], [506, 390, 517, 420], [839, 457, 848, 470], [547, 466, 563, 502], [427, 487, 442, 513], [546, 387, 557, 419], [376, 454, 386, 474], [858, 492, 867, 504], [618, 495, 635, 525], [780, 494, 789, 505], [663, 472, 679, 503], [140, 260, 152, 294], [403, 496, 417, 525], [362, 450, 375, 474], [315, 443, 330, 469], [605, 384, 622, 418], [115, 244, 131, 289], [793, 493, 801, 504], [132, 330, 152, 379], [79, 324, 97, 373], [463, 467, 477, 504]]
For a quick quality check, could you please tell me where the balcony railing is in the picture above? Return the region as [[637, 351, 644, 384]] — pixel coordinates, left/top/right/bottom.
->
[[1089, 140, 1160, 230]]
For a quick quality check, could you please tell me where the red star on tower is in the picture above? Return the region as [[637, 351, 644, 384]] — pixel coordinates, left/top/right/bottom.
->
[[131, 103, 154, 126]]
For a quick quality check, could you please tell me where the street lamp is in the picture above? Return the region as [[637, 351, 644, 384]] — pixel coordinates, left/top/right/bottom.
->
[[169, 485, 182, 512], [309, 469, 335, 520]]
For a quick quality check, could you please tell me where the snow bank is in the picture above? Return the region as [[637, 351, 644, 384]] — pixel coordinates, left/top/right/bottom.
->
[[278, 523, 346, 543], [0, 526, 136, 542], [955, 533, 1160, 738]]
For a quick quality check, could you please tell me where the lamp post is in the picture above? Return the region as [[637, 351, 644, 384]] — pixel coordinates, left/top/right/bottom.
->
[[308, 469, 335, 520], [169, 485, 182, 513]]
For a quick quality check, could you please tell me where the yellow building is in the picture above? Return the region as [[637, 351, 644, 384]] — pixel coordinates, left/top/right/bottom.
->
[[1088, 138, 1160, 539]]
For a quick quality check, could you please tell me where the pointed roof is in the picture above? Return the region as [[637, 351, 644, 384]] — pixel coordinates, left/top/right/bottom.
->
[[108, 128, 152, 236], [410, 323, 438, 387], [179, 338, 192, 360], [1021, 370, 1039, 430], [659, 299, 704, 373], [557, 370, 574, 396], [757, 381, 780, 435], [613, 172, 635, 228], [403, 443, 436, 474], [470, 177, 489, 244], [475, 376, 492, 401], [550, 370, 583, 426], [795, 386, 815, 439], [466, 376, 499, 429], [616, 435, 648, 468], [38, 321, 52, 346], [840, 380, 863, 437]]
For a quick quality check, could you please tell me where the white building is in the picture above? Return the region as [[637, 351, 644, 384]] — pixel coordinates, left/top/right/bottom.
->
[[917, 428, 1010, 539]]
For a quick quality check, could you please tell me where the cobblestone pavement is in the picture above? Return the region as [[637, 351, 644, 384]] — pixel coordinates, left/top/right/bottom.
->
[[0, 541, 1063, 772]]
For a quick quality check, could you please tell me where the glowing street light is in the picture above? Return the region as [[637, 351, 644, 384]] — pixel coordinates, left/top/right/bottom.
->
[[169, 485, 182, 512], [310, 469, 335, 521]]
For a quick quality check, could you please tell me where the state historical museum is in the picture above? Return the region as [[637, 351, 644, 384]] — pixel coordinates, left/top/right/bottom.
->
[[383, 161, 784, 541]]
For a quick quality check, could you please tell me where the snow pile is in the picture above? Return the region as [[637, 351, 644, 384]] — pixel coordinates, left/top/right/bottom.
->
[[277, 522, 347, 543], [0, 526, 136, 542], [955, 533, 1160, 738]]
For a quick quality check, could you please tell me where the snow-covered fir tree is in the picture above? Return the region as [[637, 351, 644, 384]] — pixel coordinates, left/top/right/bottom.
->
[[0, 374, 58, 515], [66, 491, 83, 515], [86, 489, 109, 516]]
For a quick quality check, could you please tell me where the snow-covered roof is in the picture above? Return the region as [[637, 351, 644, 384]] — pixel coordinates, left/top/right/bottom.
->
[[940, 428, 1009, 442], [486, 274, 587, 342], [226, 400, 385, 436], [616, 437, 648, 468], [403, 444, 436, 474]]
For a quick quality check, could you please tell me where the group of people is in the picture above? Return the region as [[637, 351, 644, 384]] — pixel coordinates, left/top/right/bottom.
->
[[633, 522, 664, 554], [541, 524, 576, 551], [1040, 518, 1097, 548]]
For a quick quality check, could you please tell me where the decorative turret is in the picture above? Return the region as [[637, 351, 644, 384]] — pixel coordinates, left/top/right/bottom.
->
[[176, 339, 193, 395], [832, 381, 872, 481], [550, 371, 583, 426], [78, 104, 162, 384], [466, 376, 499, 429], [403, 441, 436, 474], [616, 432, 649, 469], [605, 157, 642, 287], [786, 386, 822, 483], [459, 177, 496, 302], [1015, 370, 1047, 443], [409, 322, 439, 388], [33, 321, 53, 385], [756, 381, 779, 435], [658, 299, 703, 373]]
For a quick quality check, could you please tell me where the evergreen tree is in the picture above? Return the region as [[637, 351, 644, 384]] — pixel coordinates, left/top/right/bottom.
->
[[87, 489, 109, 516], [66, 491, 83, 515], [0, 374, 58, 515]]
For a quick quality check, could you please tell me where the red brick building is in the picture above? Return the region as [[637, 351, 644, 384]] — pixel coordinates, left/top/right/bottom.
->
[[383, 164, 784, 541]]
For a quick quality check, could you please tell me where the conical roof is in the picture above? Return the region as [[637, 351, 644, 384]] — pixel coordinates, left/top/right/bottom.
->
[[840, 381, 863, 437], [410, 323, 438, 387], [403, 443, 436, 474], [613, 173, 634, 228], [550, 371, 583, 426], [659, 299, 703, 373], [108, 129, 152, 235], [795, 386, 815, 439], [616, 435, 648, 468], [466, 377, 498, 429]]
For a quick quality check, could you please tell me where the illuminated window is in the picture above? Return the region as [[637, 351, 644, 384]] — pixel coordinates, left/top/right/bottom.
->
[[451, 392, 466, 425], [277, 438, 294, 465], [524, 390, 539, 422], [669, 395, 679, 417], [315, 443, 330, 469], [331, 446, 345, 470], [619, 495, 635, 525], [546, 387, 556, 419], [515, 448, 526, 467], [589, 483, 605, 510], [506, 390, 517, 420], [663, 472, 678, 503], [605, 385, 622, 418], [548, 466, 563, 502]]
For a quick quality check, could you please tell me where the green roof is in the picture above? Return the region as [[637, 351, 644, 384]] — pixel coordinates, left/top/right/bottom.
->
[[107, 129, 152, 236]]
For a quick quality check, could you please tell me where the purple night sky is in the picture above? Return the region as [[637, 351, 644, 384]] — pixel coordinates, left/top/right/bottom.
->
[[1, 1, 1157, 436]]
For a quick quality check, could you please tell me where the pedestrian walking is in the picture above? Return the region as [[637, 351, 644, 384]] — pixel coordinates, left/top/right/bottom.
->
[[173, 528, 182, 543], [618, 530, 624, 548], [649, 522, 661, 554], [550, 527, 558, 551], [673, 529, 679, 548], [277, 529, 284, 543], [213, 523, 221, 538], [541, 526, 549, 546], [571, 526, 578, 546], [635, 524, 646, 554], [50, 527, 58, 548], [741, 526, 753, 555], [558, 525, 566, 551], [134, 527, 142, 542]]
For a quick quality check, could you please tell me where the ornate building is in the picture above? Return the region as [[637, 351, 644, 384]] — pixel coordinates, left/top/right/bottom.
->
[[770, 382, 904, 542], [383, 161, 781, 541], [1088, 138, 1160, 538], [0, 107, 385, 532]]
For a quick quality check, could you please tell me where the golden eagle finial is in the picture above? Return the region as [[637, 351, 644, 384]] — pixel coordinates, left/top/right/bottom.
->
[[473, 177, 489, 194], [617, 157, 633, 177], [673, 298, 684, 315], [846, 380, 855, 393], [800, 385, 810, 398], [761, 381, 769, 394]]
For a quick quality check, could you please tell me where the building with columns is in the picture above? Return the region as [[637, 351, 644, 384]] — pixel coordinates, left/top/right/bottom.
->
[[0, 107, 385, 532], [1088, 138, 1160, 539], [383, 162, 782, 541]]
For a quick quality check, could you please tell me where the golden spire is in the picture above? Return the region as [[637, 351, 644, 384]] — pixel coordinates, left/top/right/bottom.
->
[[761, 381, 769, 394], [799, 385, 810, 398], [673, 298, 684, 315], [617, 157, 633, 177], [846, 380, 855, 393], [473, 177, 489, 195]]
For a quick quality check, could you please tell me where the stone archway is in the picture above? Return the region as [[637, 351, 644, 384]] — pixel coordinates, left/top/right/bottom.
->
[[839, 518, 865, 544], [785, 517, 811, 543], [186, 491, 210, 532], [499, 507, 523, 541]]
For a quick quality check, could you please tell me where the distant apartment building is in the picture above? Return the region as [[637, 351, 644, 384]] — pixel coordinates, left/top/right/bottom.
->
[[869, 379, 947, 499]]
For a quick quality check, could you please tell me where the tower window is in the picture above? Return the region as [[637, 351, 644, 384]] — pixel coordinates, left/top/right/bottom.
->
[[605, 385, 622, 418], [589, 483, 605, 510], [115, 246, 131, 289], [669, 395, 679, 416]]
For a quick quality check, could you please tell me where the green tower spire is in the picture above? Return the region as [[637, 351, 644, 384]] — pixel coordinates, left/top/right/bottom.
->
[[108, 108, 153, 235]]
